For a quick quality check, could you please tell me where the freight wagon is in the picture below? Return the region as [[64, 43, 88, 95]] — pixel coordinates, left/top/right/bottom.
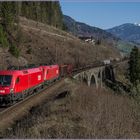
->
[[59, 64, 73, 77]]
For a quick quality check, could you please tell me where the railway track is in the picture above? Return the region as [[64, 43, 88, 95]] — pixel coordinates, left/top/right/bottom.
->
[[0, 108, 6, 113], [0, 78, 66, 133]]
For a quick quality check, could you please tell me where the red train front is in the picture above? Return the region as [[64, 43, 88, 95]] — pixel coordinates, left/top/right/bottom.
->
[[0, 67, 44, 103]]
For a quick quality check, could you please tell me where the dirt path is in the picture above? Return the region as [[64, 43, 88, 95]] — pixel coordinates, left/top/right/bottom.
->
[[21, 24, 73, 40]]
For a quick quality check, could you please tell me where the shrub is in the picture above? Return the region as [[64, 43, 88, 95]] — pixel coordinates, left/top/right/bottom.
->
[[26, 47, 32, 54], [130, 81, 140, 102], [9, 44, 20, 58], [0, 24, 9, 48]]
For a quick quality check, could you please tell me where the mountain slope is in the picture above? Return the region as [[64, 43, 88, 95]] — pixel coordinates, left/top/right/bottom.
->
[[0, 17, 121, 69], [0, 1, 64, 60], [63, 15, 136, 54], [107, 23, 140, 44]]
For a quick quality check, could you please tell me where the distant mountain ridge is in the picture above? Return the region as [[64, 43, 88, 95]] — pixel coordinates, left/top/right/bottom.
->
[[63, 15, 119, 42], [107, 23, 140, 44], [63, 15, 140, 54]]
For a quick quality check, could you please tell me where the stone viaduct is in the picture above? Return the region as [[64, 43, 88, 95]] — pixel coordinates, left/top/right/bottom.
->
[[73, 65, 116, 88]]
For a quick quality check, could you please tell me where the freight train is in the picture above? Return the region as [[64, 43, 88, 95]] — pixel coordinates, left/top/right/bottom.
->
[[0, 57, 126, 105], [0, 64, 73, 105]]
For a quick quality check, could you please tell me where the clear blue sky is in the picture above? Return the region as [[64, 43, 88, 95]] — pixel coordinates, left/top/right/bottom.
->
[[60, 1, 140, 29]]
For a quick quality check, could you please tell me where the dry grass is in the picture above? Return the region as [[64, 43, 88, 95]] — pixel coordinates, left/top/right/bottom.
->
[[70, 85, 139, 138], [2, 79, 140, 139], [115, 61, 130, 85]]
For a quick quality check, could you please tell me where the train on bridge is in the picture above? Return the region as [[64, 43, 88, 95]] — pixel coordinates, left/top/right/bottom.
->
[[0, 57, 127, 105]]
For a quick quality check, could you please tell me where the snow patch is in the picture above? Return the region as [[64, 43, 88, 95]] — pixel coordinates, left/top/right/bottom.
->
[[134, 23, 140, 26]]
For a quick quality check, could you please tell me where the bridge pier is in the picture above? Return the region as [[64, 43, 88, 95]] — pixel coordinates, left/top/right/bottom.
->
[[87, 80, 90, 87], [98, 70, 103, 88]]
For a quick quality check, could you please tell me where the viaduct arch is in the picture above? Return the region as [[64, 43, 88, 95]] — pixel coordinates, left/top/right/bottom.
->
[[73, 65, 115, 88]]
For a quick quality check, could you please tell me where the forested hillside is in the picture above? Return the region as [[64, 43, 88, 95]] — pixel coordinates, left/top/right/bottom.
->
[[21, 1, 63, 29], [0, 1, 63, 58]]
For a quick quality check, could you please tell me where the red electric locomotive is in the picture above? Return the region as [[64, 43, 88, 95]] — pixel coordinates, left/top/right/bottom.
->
[[0, 67, 44, 103], [41, 65, 59, 84]]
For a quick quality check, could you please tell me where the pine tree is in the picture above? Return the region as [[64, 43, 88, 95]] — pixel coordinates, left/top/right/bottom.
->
[[0, 2, 20, 57], [128, 46, 140, 85]]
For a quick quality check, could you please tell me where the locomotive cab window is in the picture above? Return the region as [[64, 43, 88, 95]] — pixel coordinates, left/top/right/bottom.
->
[[0, 75, 12, 86], [16, 77, 20, 84]]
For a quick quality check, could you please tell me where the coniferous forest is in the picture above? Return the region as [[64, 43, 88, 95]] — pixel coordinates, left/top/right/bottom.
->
[[20, 1, 63, 28], [0, 1, 63, 57]]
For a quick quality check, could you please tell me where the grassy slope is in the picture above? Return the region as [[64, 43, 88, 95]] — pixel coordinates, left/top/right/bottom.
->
[[0, 17, 121, 69], [3, 78, 140, 139], [20, 17, 121, 65], [3, 61, 139, 139]]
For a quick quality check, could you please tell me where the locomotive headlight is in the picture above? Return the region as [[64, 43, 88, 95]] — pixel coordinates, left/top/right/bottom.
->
[[56, 70, 59, 74], [10, 88, 14, 93], [0, 90, 5, 93]]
